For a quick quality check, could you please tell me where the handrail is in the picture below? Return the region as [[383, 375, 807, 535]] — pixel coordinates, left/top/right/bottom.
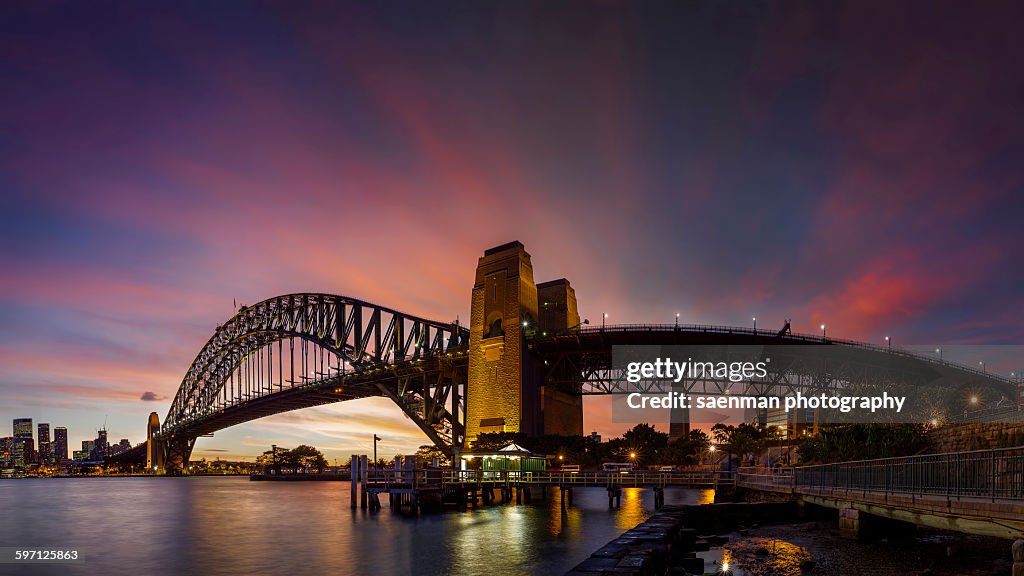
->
[[360, 468, 731, 488], [738, 446, 1024, 501]]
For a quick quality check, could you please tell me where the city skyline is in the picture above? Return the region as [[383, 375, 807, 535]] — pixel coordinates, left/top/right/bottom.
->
[[2, 2, 1023, 462]]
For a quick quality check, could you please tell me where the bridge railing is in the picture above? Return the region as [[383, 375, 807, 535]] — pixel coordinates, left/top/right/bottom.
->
[[956, 405, 1024, 424], [790, 446, 1024, 501]]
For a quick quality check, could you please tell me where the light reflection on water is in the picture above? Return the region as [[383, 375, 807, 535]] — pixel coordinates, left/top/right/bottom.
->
[[1, 478, 714, 576]]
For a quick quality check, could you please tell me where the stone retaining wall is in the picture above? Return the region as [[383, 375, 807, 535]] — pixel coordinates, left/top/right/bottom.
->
[[927, 423, 1024, 452]]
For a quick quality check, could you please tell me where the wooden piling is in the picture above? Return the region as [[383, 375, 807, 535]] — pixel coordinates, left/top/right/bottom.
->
[[350, 455, 359, 509]]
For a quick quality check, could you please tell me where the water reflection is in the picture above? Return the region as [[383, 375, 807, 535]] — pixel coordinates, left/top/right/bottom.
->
[[1, 478, 716, 576]]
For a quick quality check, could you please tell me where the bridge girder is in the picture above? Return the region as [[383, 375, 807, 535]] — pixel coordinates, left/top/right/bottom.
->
[[159, 294, 469, 470]]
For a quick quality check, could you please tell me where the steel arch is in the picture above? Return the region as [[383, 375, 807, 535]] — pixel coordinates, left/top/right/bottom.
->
[[162, 293, 468, 446]]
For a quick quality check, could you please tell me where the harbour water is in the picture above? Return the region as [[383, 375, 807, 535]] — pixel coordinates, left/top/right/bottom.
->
[[1, 477, 714, 575]]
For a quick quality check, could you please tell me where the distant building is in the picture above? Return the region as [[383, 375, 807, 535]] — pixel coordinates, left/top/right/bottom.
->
[[13, 418, 34, 466], [91, 429, 108, 460], [588, 431, 601, 444], [82, 440, 95, 460], [766, 406, 817, 440], [0, 436, 12, 467], [115, 439, 131, 455], [73, 450, 88, 461], [53, 427, 69, 462], [38, 423, 51, 465]]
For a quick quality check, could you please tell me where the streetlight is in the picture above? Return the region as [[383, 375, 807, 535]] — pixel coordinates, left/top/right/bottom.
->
[[675, 313, 680, 329], [373, 434, 381, 480], [885, 336, 891, 351], [753, 317, 757, 332], [821, 324, 826, 338], [602, 313, 608, 330], [979, 361, 986, 373], [936, 348, 942, 362], [970, 395, 979, 405]]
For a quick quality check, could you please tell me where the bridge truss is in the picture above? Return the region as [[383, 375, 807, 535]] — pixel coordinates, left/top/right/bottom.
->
[[531, 324, 1014, 420], [159, 294, 470, 469]]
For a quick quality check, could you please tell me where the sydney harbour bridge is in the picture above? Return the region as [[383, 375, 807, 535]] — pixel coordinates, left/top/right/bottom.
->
[[130, 242, 1013, 473]]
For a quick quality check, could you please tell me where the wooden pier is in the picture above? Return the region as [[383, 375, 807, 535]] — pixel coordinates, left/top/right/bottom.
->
[[349, 455, 734, 513]]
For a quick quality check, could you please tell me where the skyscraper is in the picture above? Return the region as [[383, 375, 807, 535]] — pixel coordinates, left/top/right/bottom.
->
[[92, 428, 109, 460], [13, 418, 34, 466], [53, 427, 69, 462], [0, 437, 12, 467], [81, 440, 95, 461], [38, 423, 51, 465]]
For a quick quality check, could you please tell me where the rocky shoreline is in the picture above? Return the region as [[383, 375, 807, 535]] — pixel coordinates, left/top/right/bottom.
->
[[565, 502, 1013, 576]]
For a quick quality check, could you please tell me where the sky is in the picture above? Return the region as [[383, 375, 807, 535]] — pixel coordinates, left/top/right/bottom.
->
[[2, 1, 1023, 462]]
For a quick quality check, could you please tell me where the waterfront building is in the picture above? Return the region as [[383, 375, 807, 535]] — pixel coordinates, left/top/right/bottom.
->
[[0, 436, 12, 467], [38, 423, 51, 465], [13, 418, 34, 464], [53, 427, 68, 462], [460, 442, 547, 478]]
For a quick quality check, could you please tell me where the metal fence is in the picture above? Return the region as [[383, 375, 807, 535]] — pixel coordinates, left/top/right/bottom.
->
[[364, 468, 730, 489], [792, 446, 1024, 500]]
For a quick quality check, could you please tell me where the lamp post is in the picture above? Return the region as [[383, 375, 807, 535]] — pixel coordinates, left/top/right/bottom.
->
[[821, 324, 826, 338], [753, 317, 757, 332], [936, 348, 942, 362], [885, 336, 891, 351], [979, 361, 986, 373], [602, 313, 607, 330], [675, 313, 680, 329], [373, 434, 381, 480]]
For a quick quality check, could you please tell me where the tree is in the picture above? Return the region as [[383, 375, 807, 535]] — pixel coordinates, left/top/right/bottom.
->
[[472, 432, 529, 452], [256, 447, 286, 474], [415, 444, 450, 467], [711, 423, 775, 466], [665, 429, 712, 466], [289, 445, 328, 472], [622, 423, 669, 466]]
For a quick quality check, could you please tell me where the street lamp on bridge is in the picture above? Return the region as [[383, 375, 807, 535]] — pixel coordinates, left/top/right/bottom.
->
[[602, 313, 608, 330], [936, 348, 942, 362], [752, 317, 756, 332], [820, 324, 826, 338], [979, 361, 986, 373], [675, 313, 680, 329], [885, 336, 891, 351]]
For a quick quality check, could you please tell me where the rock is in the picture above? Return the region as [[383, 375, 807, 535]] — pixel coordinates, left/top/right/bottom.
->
[[680, 556, 704, 573]]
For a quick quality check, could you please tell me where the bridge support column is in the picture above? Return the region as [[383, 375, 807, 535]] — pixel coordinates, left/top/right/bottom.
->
[[1013, 539, 1024, 576], [839, 507, 861, 539]]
